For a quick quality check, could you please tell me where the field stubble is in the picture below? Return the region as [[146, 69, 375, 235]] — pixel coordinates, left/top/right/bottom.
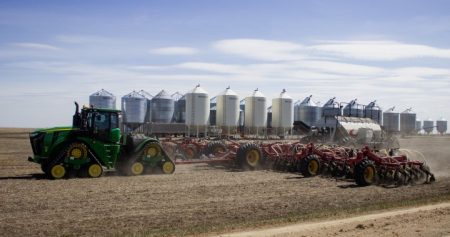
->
[[0, 129, 449, 236]]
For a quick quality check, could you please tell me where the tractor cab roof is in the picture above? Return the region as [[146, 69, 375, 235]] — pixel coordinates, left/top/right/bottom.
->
[[82, 106, 121, 113]]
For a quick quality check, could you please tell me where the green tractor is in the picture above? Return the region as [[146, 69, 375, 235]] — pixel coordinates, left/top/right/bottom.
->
[[28, 102, 175, 179]]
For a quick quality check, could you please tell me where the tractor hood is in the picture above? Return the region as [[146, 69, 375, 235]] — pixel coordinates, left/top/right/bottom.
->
[[32, 126, 78, 135]]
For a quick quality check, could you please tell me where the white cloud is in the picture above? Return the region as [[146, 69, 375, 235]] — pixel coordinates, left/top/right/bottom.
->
[[11, 42, 61, 51], [172, 60, 386, 80], [150, 46, 198, 55], [289, 60, 386, 76], [177, 62, 243, 74], [393, 67, 450, 78], [213, 39, 304, 61], [308, 40, 450, 60]]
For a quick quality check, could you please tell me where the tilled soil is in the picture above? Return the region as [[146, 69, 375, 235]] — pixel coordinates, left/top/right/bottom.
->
[[219, 203, 450, 237], [0, 129, 449, 237]]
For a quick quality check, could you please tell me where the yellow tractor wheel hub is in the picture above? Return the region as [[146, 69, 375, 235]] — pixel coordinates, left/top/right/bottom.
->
[[146, 145, 161, 158], [51, 165, 66, 179], [364, 166, 375, 183], [131, 162, 144, 175], [70, 148, 83, 159], [162, 161, 175, 174], [88, 164, 103, 178], [67, 143, 87, 159], [308, 159, 319, 175], [246, 150, 260, 167]]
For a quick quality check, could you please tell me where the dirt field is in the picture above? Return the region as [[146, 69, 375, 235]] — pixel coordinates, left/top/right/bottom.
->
[[219, 202, 450, 237], [0, 128, 449, 237]]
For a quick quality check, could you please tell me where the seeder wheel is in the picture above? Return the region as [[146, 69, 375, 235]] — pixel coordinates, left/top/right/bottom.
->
[[300, 155, 321, 177], [237, 143, 263, 170], [354, 160, 376, 186], [183, 145, 198, 160], [204, 141, 227, 157]]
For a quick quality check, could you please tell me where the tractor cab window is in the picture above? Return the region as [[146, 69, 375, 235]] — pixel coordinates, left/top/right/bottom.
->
[[111, 113, 119, 129], [86, 111, 109, 131], [85, 111, 118, 136], [86, 112, 94, 130], [94, 112, 109, 131]]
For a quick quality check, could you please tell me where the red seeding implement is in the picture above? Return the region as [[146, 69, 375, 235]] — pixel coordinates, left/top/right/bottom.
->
[[293, 143, 436, 186], [161, 138, 436, 187]]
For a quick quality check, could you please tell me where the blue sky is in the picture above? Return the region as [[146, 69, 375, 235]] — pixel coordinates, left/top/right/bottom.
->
[[1, 0, 449, 128]]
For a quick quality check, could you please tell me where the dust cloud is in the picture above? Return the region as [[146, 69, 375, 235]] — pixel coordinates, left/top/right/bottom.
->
[[399, 136, 450, 178]]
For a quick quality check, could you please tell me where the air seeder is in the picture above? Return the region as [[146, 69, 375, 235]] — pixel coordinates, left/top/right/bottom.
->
[[170, 138, 436, 187], [263, 142, 436, 186], [28, 103, 175, 179]]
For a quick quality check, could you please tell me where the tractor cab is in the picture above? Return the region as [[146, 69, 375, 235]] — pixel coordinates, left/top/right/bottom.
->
[[73, 102, 121, 143]]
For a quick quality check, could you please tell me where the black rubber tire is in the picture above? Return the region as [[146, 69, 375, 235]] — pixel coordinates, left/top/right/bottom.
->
[[300, 155, 321, 177], [236, 143, 263, 170], [354, 160, 377, 186], [203, 141, 227, 156], [286, 162, 296, 173]]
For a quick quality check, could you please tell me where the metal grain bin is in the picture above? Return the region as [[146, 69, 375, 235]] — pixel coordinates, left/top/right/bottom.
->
[[383, 107, 400, 132], [423, 119, 434, 134], [185, 84, 210, 126], [138, 90, 153, 123], [121, 91, 147, 123], [151, 90, 175, 123], [172, 92, 185, 123], [216, 87, 239, 127], [244, 89, 267, 129], [400, 108, 416, 135], [89, 89, 116, 109], [436, 118, 447, 134], [322, 97, 341, 117], [173, 94, 186, 123], [365, 101, 382, 124], [272, 89, 293, 131], [415, 119, 422, 133], [343, 99, 364, 118], [296, 95, 322, 127]]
